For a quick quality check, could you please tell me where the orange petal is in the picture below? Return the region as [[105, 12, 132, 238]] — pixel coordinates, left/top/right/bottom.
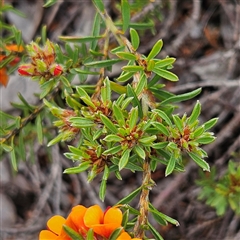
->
[[47, 215, 66, 235], [0, 68, 9, 87], [116, 232, 132, 240], [91, 223, 121, 238], [39, 230, 58, 240], [84, 205, 104, 227], [65, 205, 88, 234], [104, 207, 122, 226], [5, 44, 24, 52]]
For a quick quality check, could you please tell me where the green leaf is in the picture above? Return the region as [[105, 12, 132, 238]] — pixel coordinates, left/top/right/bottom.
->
[[147, 59, 155, 71], [172, 115, 183, 134], [196, 135, 216, 144], [188, 152, 210, 171], [138, 135, 157, 145], [152, 141, 168, 149], [188, 100, 201, 125], [135, 73, 147, 96], [84, 59, 121, 68], [203, 118, 218, 131], [101, 78, 111, 104], [127, 84, 143, 118], [153, 68, 178, 81], [1, 144, 13, 152], [130, 28, 140, 50], [117, 186, 142, 205], [63, 161, 91, 174], [152, 122, 169, 136], [110, 81, 127, 94], [113, 103, 125, 126], [17, 92, 36, 112], [62, 225, 84, 240], [36, 114, 43, 144], [152, 109, 173, 127], [154, 57, 176, 68], [99, 180, 107, 201], [147, 39, 163, 60], [165, 155, 176, 176], [121, 0, 130, 32], [122, 65, 144, 72], [103, 134, 123, 142], [116, 71, 134, 82], [70, 117, 94, 128], [103, 145, 122, 155], [134, 145, 146, 159], [148, 222, 164, 240], [92, 0, 105, 12], [43, 0, 58, 7], [149, 203, 180, 226], [161, 88, 202, 105], [90, 12, 101, 50], [116, 52, 137, 60], [72, 68, 100, 75], [119, 149, 131, 170], [109, 227, 123, 240], [100, 114, 118, 133], [129, 107, 138, 131], [59, 35, 103, 43]]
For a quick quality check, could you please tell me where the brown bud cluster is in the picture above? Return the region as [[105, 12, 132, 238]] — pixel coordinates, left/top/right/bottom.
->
[[18, 40, 63, 80]]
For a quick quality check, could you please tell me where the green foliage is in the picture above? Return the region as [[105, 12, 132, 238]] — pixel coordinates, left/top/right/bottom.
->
[[0, 0, 219, 239], [196, 160, 240, 216]]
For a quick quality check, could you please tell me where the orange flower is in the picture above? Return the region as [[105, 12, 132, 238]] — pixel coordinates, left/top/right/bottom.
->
[[84, 205, 123, 238], [116, 232, 142, 240], [0, 67, 9, 87], [0, 44, 24, 87], [39, 205, 138, 240]]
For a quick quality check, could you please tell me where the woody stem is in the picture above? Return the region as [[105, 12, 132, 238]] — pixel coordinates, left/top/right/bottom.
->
[[134, 157, 151, 238]]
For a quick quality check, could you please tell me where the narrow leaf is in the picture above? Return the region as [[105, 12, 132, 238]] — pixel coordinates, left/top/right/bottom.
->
[[84, 59, 121, 68], [165, 155, 176, 176], [119, 149, 131, 170], [116, 52, 137, 60], [100, 114, 118, 133], [121, 0, 130, 32], [130, 28, 140, 50], [63, 161, 91, 174], [153, 68, 178, 81], [203, 118, 218, 131], [160, 88, 202, 105], [113, 103, 125, 126], [188, 100, 201, 125], [59, 35, 103, 43], [117, 186, 142, 205], [188, 152, 210, 171], [147, 39, 163, 60], [153, 122, 169, 136]]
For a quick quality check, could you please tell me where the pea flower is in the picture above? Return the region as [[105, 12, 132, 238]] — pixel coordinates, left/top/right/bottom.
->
[[39, 205, 141, 240]]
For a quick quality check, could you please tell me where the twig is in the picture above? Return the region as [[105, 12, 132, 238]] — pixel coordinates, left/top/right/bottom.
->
[[25, 144, 61, 226], [169, 79, 240, 94], [166, 0, 201, 54]]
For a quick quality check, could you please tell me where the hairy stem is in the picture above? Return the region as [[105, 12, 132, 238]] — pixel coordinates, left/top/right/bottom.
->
[[134, 157, 152, 238]]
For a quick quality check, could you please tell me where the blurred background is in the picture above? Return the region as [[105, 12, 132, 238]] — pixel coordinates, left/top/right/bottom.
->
[[0, 0, 239, 239]]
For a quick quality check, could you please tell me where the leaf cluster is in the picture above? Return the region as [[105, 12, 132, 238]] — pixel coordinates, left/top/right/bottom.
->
[[196, 160, 240, 216]]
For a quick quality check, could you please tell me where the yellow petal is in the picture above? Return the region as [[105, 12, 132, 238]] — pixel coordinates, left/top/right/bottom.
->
[[47, 215, 66, 235], [39, 230, 58, 240], [104, 207, 122, 226], [84, 205, 104, 227]]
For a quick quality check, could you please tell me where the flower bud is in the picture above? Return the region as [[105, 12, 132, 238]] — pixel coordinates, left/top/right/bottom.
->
[[35, 59, 48, 73], [18, 64, 35, 76], [26, 42, 42, 58], [49, 64, 63, 76]]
